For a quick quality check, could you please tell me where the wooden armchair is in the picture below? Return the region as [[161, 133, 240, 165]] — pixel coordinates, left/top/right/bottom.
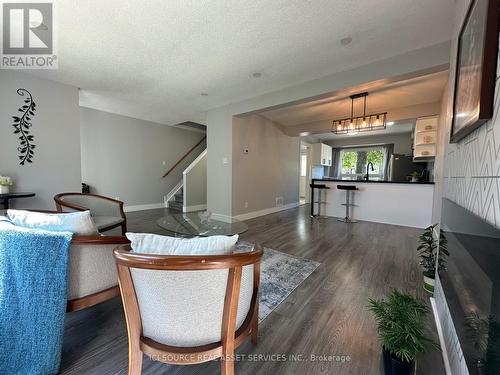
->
[[113, 244, 263, 375], [67, 234, 130, 312], [54, 193, 127, 235], [20, 209, 130, 312]]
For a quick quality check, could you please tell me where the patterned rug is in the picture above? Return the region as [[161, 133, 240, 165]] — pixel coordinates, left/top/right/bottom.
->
[[236, 242, 321, 322]]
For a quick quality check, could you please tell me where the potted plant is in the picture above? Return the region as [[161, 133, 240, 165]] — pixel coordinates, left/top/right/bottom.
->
[[0, 176, 13, 194], [368, 289, 436, 375], [418, 224, 449, 293], [409, 171, 421, 182]]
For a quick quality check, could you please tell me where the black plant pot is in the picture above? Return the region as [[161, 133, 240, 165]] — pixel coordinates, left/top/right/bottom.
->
[[383, 349, 415, 375]]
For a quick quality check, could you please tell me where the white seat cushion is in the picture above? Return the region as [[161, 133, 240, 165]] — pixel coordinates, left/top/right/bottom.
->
[[7, 209, 99, 235], [126, 232, 238, 255]]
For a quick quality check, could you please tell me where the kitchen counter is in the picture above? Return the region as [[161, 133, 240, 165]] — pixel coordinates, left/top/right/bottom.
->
[[310, 179, 434, 228], [313, 178, 434, 185]]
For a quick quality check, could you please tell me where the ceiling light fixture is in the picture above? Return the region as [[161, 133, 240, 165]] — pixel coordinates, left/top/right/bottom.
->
[[200, 92, 208, 96], [251, 72, 262, 78], [331, 92, 387, 135]]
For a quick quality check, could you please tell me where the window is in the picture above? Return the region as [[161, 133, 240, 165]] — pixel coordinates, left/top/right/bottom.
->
[[300, 153, 307, 177], [339, 146, 386, 180]]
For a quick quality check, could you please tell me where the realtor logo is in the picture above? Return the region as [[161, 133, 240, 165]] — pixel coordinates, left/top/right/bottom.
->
[[1, 1, 57, 69]]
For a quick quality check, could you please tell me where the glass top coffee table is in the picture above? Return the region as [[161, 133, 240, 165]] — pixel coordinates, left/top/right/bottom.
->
[[157, 211, 248, 237]]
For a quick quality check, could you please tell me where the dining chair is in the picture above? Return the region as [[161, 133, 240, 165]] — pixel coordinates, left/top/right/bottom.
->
[[113, 243, 263, 375]]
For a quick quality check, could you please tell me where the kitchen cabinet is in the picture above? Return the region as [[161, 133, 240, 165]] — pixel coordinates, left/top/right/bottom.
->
[[413, 115, 438, 162], [312, 143, 332, 166]]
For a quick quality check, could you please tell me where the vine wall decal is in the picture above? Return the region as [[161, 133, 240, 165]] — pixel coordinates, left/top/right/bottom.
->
[[12, 88, 36, 165]]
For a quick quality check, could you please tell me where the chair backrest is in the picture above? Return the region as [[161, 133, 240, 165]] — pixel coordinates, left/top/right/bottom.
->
[[114, 244, 262, 348], [68, 236, 130, 301], [7, 209, 130, 311], [54, 193, 123, 217]]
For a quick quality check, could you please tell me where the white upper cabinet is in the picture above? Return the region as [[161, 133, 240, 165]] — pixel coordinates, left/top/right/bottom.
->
[[313, 143, 332, 166], [413, 115, 438, 162]]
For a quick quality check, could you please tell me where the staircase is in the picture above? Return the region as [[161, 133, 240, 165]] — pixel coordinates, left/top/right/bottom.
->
[[163, 136, 207, 213], [168, 188, 183, 211]]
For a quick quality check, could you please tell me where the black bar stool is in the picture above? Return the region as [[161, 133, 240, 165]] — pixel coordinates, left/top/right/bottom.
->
[[309, 183, 330, 217], [337, 185, 358, 223]]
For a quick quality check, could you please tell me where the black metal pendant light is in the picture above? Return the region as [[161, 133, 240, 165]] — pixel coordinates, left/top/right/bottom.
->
[[331, 92, 387, 134]]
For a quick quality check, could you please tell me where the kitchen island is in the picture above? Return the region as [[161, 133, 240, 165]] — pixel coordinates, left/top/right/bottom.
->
[[311, 178, 434, 228]]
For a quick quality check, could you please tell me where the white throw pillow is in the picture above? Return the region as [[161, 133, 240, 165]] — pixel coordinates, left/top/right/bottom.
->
[[126, 232, 238, 255], [7, 209, 99, 236]]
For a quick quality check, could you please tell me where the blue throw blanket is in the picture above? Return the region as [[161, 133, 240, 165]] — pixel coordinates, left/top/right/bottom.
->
[[0, 217, 73, 375]]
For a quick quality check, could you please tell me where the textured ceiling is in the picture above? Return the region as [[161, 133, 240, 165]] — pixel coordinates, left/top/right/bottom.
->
[[29, 0, 454, 125], [260, 70, 448, 127]]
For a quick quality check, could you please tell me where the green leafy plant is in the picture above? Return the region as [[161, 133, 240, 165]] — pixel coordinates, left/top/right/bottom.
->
[[367, 149, 384, 165], [0, 176, 13, 186], [418, 224, 449, 278], [342, 151, 357, 170], [368, 289, 436, 363]]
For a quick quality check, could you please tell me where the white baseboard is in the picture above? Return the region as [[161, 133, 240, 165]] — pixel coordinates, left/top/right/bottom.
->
[[183, 204, 207, 213], [233, 202, 300, 221], [430, 297, 452, 375], [124, 202, 166, 212], [210, 213, 234, 223]]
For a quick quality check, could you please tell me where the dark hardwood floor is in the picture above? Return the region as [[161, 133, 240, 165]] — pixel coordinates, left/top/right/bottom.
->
[[60, 205, 445, 374]]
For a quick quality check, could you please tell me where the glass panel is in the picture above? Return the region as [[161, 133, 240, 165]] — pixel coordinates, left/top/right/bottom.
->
[[157, 211, 248, 237], [440, 198, 500, 374], [339, 146, 385, 180]]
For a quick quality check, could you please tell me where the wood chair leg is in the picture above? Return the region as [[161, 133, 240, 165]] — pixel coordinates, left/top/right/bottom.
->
[[221, 353, 234, 375], [121, 222, 127, 236], [128, 347, 143, 375], [251, 315, 259, 345]]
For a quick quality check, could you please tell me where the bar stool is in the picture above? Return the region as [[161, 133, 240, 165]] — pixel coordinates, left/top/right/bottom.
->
[[309, 183, 330, 217], [337, 185, 358, 223]]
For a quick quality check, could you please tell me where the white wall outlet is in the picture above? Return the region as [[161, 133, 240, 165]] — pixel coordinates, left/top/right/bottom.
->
[[162, 160, 166, 165], [243, 148, 249, 154], [244, 201, 248, 208], [223, 157, 228, 164]]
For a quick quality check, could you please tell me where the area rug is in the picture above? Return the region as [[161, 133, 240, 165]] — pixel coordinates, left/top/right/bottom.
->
[[235, 242, 321, 322]]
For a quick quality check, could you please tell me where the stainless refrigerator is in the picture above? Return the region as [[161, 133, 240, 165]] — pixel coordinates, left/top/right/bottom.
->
[[388, 154, 426, 182]]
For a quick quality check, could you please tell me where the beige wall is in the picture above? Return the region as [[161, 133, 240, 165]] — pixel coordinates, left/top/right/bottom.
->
[[80, 107, 205, 209], [184, 150, 207, 210], [0, 71, 81, 210], [232, 115, 300, 216], [431, 86, 450, 224], [206, 107, 233, 216]]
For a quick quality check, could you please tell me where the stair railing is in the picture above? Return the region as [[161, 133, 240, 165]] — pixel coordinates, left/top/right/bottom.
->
[[162, 136, 206, 178]]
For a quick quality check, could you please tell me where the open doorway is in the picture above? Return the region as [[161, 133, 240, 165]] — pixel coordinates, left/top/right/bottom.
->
[[299, 142, 312, 205]]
